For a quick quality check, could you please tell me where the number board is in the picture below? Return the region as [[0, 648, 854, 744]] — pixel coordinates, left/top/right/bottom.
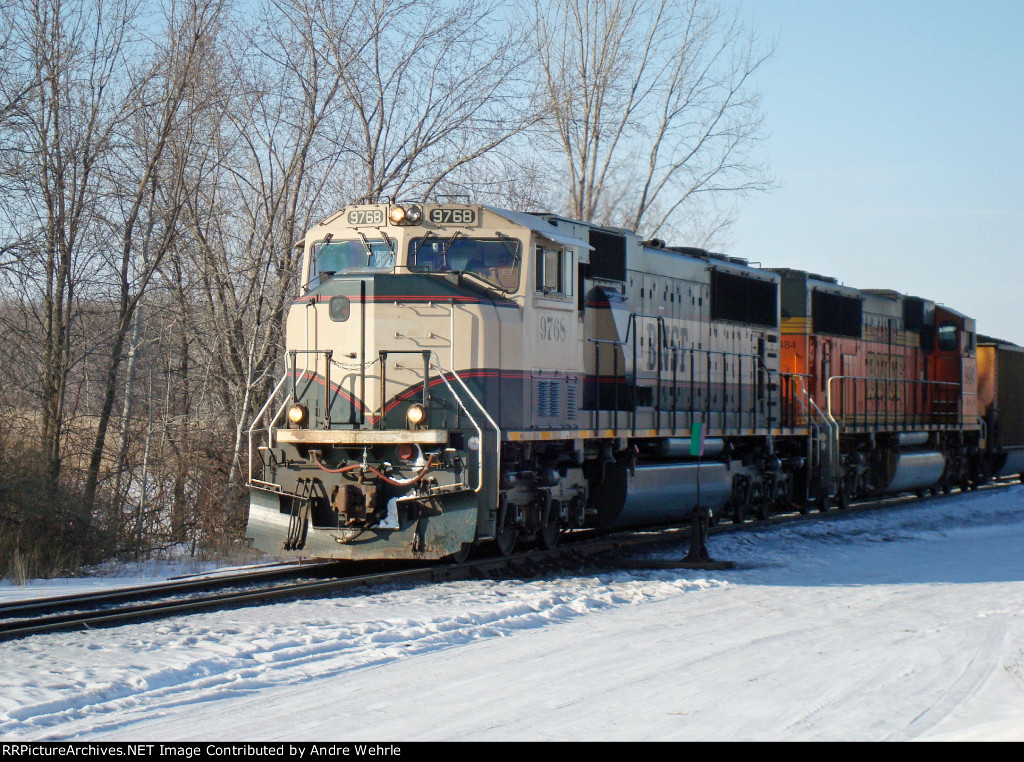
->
[[428, 207, 477, 225], [347, 209, 385, 226]]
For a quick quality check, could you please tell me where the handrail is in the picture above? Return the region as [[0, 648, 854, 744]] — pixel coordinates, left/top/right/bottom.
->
[[370, 341, 487, 492], [826, 374, 969, 429], [815, 378, 841, 492], [446, 302, 501, 499], [785, 373, 827, 486], [377, 350, 431, 430], [248, 350, 485, 493], [590, 309, 769, 435], [425, 353, 487, 493], [289, 349, 335, 427], [247, 370, 291, 485]]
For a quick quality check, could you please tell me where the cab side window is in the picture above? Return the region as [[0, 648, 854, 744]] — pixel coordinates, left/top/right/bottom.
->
[[937, 322, 957, 351], [536, 246, 573, 296]]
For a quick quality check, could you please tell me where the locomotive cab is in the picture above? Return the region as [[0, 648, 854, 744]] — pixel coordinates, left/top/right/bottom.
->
[[247, 202, 596, 559]]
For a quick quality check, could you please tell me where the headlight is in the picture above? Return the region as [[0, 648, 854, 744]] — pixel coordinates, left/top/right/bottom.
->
[[388, 204, 422, 225], [406, 403, 427, 427], [287, 404, 308, 426]]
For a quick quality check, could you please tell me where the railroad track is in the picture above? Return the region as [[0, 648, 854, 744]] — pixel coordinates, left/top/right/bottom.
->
[[0, 560, 344, 641], [0, 541, 619, 642], [2, 478, 1017, 642]]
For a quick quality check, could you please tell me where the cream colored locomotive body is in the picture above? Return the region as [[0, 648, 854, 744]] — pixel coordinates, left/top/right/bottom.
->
[[247, 201, 986, 560]]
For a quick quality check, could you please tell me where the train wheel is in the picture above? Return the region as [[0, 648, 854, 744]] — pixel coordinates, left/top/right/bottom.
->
[[537, 498, 563, 550], [756, 494, 772, 522], [450, 542, 473, 564], [756, 475, 775, 521], [816, 488, 831, 512], [494, 497, 519, 556], [538, 523, 561, 550], [967, 467, 980, 490], [730, 479, 750, 524], [971, 462, 990, 489], [495, 526, 518, 556], [732, 502, 747, 524]]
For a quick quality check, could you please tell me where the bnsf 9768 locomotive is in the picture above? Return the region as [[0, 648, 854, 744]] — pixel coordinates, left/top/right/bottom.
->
[[245, 201, 1024, 560]]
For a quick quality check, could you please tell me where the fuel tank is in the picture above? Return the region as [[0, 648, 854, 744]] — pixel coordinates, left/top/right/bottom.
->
[[885, 450, 945, 494], [993, 448, 1024, 478], [592, 462, 733, 529]]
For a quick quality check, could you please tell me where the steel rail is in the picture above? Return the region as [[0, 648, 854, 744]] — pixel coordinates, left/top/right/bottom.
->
[[1, 478, 1017, 643], [0, 560, 512, 642], [0, 561, 342, 620]]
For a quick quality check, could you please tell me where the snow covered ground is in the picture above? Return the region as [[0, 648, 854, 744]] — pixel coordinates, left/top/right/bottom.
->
[[2, 485, 1023, 741]]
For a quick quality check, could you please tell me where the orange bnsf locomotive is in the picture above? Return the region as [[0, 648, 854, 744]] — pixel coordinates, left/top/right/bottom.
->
[[245, 200, 1023, 560]]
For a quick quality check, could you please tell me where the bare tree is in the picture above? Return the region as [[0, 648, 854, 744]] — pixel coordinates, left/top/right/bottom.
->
[[530, 0, 773, 238], [0, 6, 42, 269], [175, 0, 357, 505], [4, 0, 796, 571], [0, 0, 154, 574], [0, 0, 232, 564], [326, 0, 534, 200], [80, 0, 228, 511], [0, 0, 145, 489], [179, 0, 536, 511]]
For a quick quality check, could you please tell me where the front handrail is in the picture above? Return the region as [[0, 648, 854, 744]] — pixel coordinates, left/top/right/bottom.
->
[[247, 370, 291, 486], [426, 353, 488, 493], [446, 302, 502, 499], [380, 301, 499, 495]]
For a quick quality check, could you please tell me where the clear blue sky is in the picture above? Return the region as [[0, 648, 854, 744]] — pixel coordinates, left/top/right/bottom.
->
[[727, 0, 1023, 344]]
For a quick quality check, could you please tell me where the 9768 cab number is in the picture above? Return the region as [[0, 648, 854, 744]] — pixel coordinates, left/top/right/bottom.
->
[[429, 207, 476, 225], [347, 209, 385, 226]]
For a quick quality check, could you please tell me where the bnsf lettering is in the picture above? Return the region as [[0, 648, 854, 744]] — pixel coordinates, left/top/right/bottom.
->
[[539, 316, 567, 342], [645, 324, 690, 371], [428, 207, 476, 224]]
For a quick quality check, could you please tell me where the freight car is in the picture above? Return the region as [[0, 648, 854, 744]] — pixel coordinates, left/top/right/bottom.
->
[[978, 338, 1024, 481], [245, 200, 1006, 561]]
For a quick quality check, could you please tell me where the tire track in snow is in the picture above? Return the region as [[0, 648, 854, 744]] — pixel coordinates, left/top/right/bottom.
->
[[889, 619, 1009, 741]]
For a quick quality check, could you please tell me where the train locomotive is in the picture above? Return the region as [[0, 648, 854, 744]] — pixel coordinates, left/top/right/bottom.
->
[[245, 200, 1023, 560]]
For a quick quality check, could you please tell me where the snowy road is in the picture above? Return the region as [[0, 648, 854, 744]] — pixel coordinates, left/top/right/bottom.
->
[[2, 486, 1023, 741]]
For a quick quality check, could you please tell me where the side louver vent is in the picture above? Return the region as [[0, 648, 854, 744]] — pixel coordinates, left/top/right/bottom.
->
[[537, 379, 561, 418], [566, 378, 577, 424]]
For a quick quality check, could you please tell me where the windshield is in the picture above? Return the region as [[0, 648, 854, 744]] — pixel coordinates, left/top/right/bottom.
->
[[408, 236, 521, 291], [309, 238, 394, 283]]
